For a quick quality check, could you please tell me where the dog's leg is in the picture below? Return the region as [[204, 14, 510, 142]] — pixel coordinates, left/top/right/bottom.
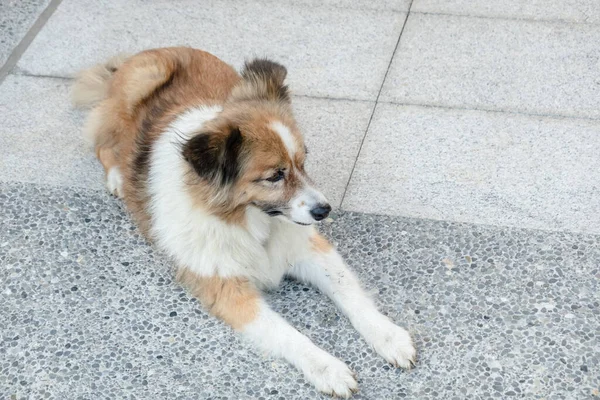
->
[[288, 232, 417, 369], [177, 268, 358, 398], [96, 146, 123, 198]]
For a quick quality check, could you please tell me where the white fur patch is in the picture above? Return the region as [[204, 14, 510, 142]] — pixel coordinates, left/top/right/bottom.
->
[[106, 166, 123, 198], [243, 300, 358, 397], [270, 121, 296, 158], [148, 105, 298, 287], [289, 183, 329, 225], [357, 315, 416, 369]]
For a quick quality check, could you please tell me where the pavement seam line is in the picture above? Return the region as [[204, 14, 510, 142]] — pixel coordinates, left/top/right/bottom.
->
[[411, 10, 600, 26], [11, 72, 73, 80], [339, 0, 415, 208], [11, 72, 600, 122], [0, 0, 63, 85], [10, 75, 377, 104], [379, 100, 600, 122]]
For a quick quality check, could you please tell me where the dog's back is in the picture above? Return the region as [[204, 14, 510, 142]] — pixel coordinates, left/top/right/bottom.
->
[[72, 47, 241, 232], [73, 47, 240, 146]]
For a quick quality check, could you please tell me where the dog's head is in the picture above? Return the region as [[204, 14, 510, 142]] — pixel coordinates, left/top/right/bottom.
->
[[182, 59, 330, 225]]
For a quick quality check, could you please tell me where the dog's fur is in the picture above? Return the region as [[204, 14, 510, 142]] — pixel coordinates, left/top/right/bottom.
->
[[73, 47, 416, 397]]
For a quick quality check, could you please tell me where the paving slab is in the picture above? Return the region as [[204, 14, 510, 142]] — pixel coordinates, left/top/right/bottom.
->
[[343, 103, 600, 234], [412, 0, 600, 24], [0, 0, 50, 68], [1, 182, 599, 399], [0, 75, 104, 191], [380, 13, 600, 119], [15, 0, 406, 101], [0, 75, 371, 207]]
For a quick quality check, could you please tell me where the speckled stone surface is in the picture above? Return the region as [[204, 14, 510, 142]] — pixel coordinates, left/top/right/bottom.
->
[[0, 0, 50, 67], [1, 182, 599, 399]]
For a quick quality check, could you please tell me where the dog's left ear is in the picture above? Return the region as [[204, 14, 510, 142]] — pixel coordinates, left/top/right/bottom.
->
[[182, 127, 243, 185], [230, 58, 290, 103]]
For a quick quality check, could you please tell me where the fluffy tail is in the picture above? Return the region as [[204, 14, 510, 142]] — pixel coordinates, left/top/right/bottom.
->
[[71, 53, 129, 108]]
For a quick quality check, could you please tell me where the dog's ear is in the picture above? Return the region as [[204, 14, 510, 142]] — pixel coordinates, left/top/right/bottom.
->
[[182, 127, 243, 185], [230, 58, 290, 103]]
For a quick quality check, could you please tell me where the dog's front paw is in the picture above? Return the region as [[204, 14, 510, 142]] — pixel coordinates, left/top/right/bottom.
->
[[364, 318, 416, 369], [303, 352, 358, 398]]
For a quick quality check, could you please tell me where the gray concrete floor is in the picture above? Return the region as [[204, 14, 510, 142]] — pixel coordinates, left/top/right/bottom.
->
[[1, 1, 599, 399]]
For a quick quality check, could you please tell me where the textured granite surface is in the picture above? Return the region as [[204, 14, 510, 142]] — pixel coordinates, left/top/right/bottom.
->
[[0, 0, 50, 67], [343, 103, 600, 234], [412, 0, 600, 24], [381, 13, 600, 119], [1, 182, 599, 399], [15, 0, 406, 100]]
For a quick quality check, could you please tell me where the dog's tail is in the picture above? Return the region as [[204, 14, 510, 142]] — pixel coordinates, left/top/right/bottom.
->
[[71, 53, 130, 108]]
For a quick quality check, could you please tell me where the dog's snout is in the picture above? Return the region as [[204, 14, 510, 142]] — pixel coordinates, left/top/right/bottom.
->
[[310, 203, 331, 221]]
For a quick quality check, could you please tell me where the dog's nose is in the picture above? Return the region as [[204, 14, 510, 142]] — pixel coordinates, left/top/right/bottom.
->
[[310, 203, 331, 221]]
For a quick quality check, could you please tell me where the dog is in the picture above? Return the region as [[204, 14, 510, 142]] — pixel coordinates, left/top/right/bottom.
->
[[72, 47, 416, 397]]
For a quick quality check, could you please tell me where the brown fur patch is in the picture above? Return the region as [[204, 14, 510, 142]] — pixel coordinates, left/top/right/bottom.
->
[[176, 268, 260, 330], [96, 146, 119, 174], [74, 47, 242, 237], [310, 233, 333, 253]]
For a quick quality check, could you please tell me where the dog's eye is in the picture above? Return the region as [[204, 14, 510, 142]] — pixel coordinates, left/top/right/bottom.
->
[[266, 170, 285, 183]]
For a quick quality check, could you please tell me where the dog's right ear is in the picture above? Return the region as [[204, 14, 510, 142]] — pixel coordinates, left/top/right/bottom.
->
[[182, 127, 243, 185], [230, 58, 290, 103]]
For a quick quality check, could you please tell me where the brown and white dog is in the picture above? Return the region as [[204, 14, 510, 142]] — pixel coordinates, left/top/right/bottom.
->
[[72, 47, 416, 397]]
